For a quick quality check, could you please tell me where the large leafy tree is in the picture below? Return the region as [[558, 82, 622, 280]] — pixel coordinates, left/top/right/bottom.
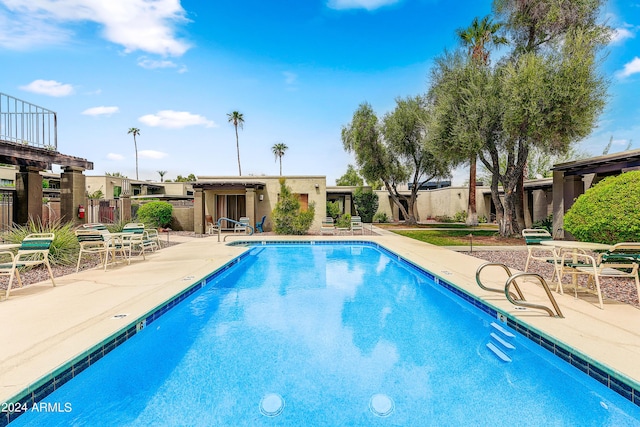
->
[[336, 164, 364, 186], [227, 111, 244, 175], [271, 142, 288, 175], [127, 128, 141, 180], [455, 15, 507, 226], [342, 97, 450, 224], [429, 0, 609, 236]]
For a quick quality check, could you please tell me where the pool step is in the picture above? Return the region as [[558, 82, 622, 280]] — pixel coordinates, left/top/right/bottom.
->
[[487, 322, 517, 362]]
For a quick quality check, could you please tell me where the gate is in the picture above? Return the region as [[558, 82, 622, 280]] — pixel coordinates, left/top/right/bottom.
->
[[0, 189, 13, 232], [87, 199, 120, 224]]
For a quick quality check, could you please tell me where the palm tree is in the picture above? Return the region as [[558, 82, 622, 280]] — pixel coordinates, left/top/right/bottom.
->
[[271, 142, 288, 175], [127, 127, 141, 180], [456, 16, 507, 226], [227, 111, 244, 175], [157, 170, 167, 182]]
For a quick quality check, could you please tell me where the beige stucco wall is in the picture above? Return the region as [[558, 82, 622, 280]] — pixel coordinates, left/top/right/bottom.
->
[[199, 175, 327, 232], [374, 186, 489, 222]]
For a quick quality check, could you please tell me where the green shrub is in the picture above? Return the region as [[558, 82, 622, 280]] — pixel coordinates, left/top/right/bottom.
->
[[272, 179, 316, 235], [136, 201, 173, 228], [453, 210, 467, 223], [373, 212, 389, 223], [532, 214, 553, 234], [5, 219, 79, 266], [326, 201, 341, 220], [564, 171, 640, 244], [435, 215, 454, 223], [353, 188, 378, 223], [336, 213, 351, 229]]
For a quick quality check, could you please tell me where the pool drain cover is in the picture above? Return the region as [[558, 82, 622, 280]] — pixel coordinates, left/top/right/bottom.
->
[[370, 394, 394, 417], [260, 393, 284, 417]]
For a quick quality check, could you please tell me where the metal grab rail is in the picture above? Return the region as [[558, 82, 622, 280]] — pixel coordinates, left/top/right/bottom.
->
[[216, 217, 254, 242], [505, 272, 564, 318], [476, 262, 526, 301], [476, 262, 564, 318]]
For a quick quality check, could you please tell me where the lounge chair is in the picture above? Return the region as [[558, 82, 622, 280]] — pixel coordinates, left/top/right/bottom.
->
[[522, 228, 560, 282], [1, 233, 56, 299], [256, 215, 267, 233], [351, 216, 363, 235], [320, 217, 336, 235]]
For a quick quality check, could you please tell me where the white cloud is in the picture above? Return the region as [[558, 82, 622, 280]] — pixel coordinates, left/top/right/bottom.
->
[[611, 27, 635, 44], [139, 150, 168, 159], [616, 57, 640, 78], [283, 71, 297, 85], [107, 153, 124, 160], [138, 110, 216, 129], [20, 79, 74, 96], [137, 56, 177, 69], [0, 0, 190, 56], [82, 106, 119, 116], [327, 0, 399, 11]]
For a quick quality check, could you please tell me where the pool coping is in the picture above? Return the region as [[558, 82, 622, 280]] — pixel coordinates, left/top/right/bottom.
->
[[2, 236, 640, 425]]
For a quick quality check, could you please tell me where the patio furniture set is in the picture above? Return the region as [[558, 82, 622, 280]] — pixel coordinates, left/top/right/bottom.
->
[[0, 223, 162, 300], [522, 228, 640, 310], [321, 216, 364, 236]]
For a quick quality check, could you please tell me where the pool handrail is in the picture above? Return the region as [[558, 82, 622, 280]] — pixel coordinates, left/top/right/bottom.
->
[[476, 262, 564, 318], [216, 217, 254, 242]]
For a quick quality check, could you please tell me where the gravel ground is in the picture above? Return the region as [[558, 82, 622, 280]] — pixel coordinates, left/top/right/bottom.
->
[[464, 250, 640, 309], [3, 232, 638, 309]]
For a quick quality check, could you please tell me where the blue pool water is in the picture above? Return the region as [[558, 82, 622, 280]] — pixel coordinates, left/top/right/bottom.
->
[[10, 244, 640, 426]]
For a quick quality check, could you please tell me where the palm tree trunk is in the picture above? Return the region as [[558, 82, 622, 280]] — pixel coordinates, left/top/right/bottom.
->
[[279, 156, 282, 175], [235, 126, 241, 175], [134, 135, 139, 180]]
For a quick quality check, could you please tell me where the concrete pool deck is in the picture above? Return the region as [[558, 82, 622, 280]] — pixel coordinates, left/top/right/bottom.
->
[[2, 229, 640, 409]]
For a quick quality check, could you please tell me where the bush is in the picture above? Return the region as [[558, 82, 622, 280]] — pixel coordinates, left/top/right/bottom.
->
[[272, 179, 316, 235], [136, 201, 173, 228], [326, 201, 341, 220], [453, 210, 467, 223], [336, 213, 351, 229], [373, 212, 389, 223], [4, 219, 79, 266], [532, 214, 553, 234], [564, 171, 640, 244], [353, 188, 378, 223]]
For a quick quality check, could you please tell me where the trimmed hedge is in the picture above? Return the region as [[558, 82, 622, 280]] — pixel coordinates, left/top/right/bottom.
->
[[136, 201, 173, 228], [564, 171, 640, 244]]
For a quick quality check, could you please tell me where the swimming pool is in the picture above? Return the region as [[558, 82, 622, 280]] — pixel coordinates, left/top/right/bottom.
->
[[7, 243, 640, 425]]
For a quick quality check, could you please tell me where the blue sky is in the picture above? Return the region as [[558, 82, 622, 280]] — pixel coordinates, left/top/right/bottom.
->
[[1, 0, 638, 184]]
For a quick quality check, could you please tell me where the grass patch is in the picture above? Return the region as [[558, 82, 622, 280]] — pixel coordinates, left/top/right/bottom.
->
[[393, 229, 516, 246], [376, 223, 498, 230]]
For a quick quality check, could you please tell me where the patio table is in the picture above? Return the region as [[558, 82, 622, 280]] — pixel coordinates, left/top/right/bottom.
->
[[540, 240, 613, 292]]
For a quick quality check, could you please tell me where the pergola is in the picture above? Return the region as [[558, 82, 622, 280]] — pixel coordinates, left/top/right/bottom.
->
[[551, 149, 640, 238]]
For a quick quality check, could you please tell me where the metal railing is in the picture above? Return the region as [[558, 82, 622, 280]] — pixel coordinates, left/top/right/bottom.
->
[[216, 217, 254, 242], [476, 262, 564, 318], [0, 92, 57, 150]]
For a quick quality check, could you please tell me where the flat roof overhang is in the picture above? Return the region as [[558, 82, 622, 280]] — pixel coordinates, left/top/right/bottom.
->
[[552, 149, 640, 177], [192, 181, 266, 191]]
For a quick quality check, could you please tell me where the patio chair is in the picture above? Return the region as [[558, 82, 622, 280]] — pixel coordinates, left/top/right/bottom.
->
[[206, 215, 219, 235], [320, 217, 336, 235], [144, 227, 161, 250], [234, 217, 251, 234], [121, 223, 158, 260], [351, 216, 363, 235], [522, 228, 560, 282], [558, 242, 640, 309], [256, 215, 267, 233], [1, 233, 56, 299], [75, 229, 126, 272]]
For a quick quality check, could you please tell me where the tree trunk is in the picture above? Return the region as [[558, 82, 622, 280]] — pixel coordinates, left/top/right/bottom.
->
[[383, 181, 413, 224], [235, 126, 241, 176], [466, 155, 478, 226]]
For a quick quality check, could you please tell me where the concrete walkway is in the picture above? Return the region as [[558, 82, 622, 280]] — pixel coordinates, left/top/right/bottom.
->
[[2, 230, 640, 409]]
